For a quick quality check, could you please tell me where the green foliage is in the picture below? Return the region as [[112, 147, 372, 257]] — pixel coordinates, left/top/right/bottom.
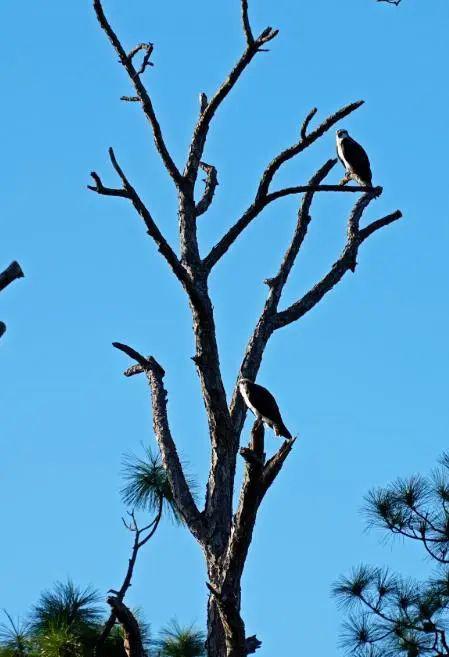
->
[[335, 454, 449, 657], [1, 580, 203, 657], [37, 625, 84, 657], [121, 447, 194, 523], [30, 581, 101, 635], [0, 612, 34, 657], [152, 621, 205, 657]]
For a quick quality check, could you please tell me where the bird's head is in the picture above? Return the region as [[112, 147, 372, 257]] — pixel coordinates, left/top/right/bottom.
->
[[238, 377, 251, 386], [336, 129, 349, 139]]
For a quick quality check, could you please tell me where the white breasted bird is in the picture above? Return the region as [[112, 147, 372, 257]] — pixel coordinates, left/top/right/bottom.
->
[[238, 378, 292, 439], [336, 129, 373, 186]]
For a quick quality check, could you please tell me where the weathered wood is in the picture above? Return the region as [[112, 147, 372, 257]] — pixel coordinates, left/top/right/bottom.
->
[[92, 2, 403, 655]]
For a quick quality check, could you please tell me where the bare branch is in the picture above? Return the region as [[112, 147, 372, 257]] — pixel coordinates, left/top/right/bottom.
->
[[96, 499, 163, 656], [112, 342, 205, 543], [257, 100, 364, 199], [203, 100, 365, 270], [359, 210, 403, 241], [0, 261, 24, 293], [90, 148, 194, 292], [0, 322, 6, 339], [275, 194, 402, 330], [92, 0, 184, 188], [261, 437, 296, 495], [127, 42, 154, 75], [377, 0, 402, 4], [199, 92, 208, 114], [241, 0, 254, 46], [184, 24, 279, 184], [195, 162, 219, 217], [228, 159, 336, 434], [300, 106, 318, 140], [87, 171, 129, 197], [203, 184, 376, 273], [266, 183, 382, 203]]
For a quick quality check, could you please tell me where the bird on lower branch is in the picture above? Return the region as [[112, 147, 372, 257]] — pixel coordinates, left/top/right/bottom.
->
[[336, 129, 373, 186], [238, 378, 293, 439]]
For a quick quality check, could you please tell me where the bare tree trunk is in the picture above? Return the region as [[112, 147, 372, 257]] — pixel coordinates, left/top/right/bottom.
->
[[207, 573, 228, 657]]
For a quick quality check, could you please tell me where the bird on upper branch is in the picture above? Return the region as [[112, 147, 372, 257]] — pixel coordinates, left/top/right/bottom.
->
[[238, 378, 292, 439], [336, 129, 373, 186]]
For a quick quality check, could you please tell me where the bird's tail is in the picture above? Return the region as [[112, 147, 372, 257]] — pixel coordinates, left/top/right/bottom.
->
[[274, 423, 292, 440]]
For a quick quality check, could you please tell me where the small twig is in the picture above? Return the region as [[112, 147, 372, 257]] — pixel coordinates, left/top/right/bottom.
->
[[184, 22, 279, 184], [300, 107, 318, 140], [127, 42, 154, 76], [199, 92, 208, 113], [0, 261, 24, 293], [96, 498, 163, 656], [112, 342, 165, 376], [195, 162, 219, 217], [241, 0, 254, 46], [121, 96, 141, 103], [87, 171, 129, 197]]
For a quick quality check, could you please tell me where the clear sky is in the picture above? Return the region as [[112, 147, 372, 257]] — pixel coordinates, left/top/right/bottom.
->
[[1, 0, 448, 654]]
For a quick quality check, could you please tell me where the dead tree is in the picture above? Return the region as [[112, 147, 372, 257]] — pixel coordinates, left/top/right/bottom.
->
[[0, 261, 24, 338], [89, 2, 403, 655]]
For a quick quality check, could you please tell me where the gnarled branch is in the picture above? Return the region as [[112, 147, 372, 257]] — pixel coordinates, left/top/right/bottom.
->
[[93, 0, 184, 188], [89, 148, 194, 293], [196, 162, 219, 217], [112, 342, 205, 543], [184, 17, 278, 184], [106, 597, 145, 657]]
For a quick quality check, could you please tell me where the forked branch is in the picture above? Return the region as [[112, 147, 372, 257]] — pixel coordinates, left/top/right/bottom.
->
[[184, 11, 278, 183], [196, 162, 219, 217], [88, 148, 193, 293], [275, 201, 403, 328], [230, 188, 402, 434], [93, 0, 183, 188], [96, 503, 163, 655]]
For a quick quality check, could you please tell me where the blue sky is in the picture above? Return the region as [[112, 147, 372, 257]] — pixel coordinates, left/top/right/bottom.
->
[[1, 0, 448, 654]]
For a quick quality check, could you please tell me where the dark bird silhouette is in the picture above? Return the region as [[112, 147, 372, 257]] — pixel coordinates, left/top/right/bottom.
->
[[238, 378, 292, 439], [336, 129, 373, 186]]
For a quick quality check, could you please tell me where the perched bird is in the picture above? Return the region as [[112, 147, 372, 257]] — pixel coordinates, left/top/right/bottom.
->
[[336, 129, 373, 186], [238, 378, 292, 439]]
